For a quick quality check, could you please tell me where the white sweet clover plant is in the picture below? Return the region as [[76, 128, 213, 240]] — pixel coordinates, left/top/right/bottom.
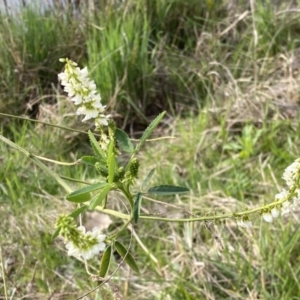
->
[[1, 58, 299, 284], [49, 58, 300, 270]]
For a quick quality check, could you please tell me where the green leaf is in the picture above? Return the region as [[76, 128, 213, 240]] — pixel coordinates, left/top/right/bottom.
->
[[81, 156, 100, 166], [52, 205, 87, 239], [114, 241, 139, 273], [135, 111, 166, 152], [133, 193, 142, 223], [66, 182, 107, 203], [107, 139, 115, 184], [52, 227, 60, 240], [141, 168, 155, 190], [115, 129, 134, 153], [99, 245, 112, 278], [147, 185, 189, 195], [89, 184, 112, 209], [88, 130, 105, 159], [69, 205, 87, 218]]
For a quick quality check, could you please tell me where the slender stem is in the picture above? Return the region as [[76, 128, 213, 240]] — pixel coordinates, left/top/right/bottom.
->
[[35, 156, 82, 166], [95, 208, 130, 220], [96, 200, 283, 223], [109, 218, 132, 240], [59, 176, 92, 185], [118, 184, 133, 208]]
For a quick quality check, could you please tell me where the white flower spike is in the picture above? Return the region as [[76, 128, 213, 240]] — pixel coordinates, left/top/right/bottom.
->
[[282, 159, 300, 189], [58, 58, 110, 130]]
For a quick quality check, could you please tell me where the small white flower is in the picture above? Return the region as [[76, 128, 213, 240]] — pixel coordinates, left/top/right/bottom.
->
[[95, 114, 110, 127], [77, 107, 99, 121], [282, 159, 300, 189], [65, 240, 81, 258], [271, 207, 280, 218], [236, 218, 252, 228], [87, 227, 106, 253], [262, 212, 273, 223], [281, 201, 291, 215], [275, 189, 289, 201]]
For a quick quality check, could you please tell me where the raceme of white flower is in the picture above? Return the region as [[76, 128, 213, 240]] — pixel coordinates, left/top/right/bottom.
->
[[282, 159, 300, 189], [55, 215, 106, 260], [65, 226, 107, 260], [261, 158, 300, 223], [58, 58, 110, 130]]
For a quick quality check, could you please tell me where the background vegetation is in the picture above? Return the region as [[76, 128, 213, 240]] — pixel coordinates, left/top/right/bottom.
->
[[1, 0, 300, 299]]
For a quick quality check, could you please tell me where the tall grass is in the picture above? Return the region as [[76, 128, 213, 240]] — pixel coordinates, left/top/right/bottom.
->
[[0, 4, 85, 118], [2, 0, 299, 122]]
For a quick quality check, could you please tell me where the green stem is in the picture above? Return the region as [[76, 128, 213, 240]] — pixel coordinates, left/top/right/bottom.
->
[[35, 155, 82, 166], [109, 218, 132, 240], [95, 208, 130, 220], [118, 184, 133, 208], [96, 200, 284, 223]]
